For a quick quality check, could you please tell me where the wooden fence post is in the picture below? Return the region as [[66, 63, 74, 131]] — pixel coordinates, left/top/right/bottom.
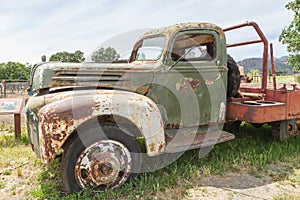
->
[[2, 80, 6, 98]]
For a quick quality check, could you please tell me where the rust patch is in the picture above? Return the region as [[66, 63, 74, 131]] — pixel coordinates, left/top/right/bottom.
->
[[288, 112, 300, 117], [176, 78, 201, 91], [166, 123, 181, 129], [148, 143, 156, 152], [158, 142, 165, 153], [38, 96, 97, 163], [36, 90, 166, 163]]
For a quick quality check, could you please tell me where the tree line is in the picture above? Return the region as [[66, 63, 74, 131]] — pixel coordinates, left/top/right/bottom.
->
[[48, 47, 119, 63], [0, 62, 31, 80], [0, 47, 120, 81]]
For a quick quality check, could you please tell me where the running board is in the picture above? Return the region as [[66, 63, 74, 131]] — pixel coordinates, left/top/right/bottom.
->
[[165, 130, 235, 153]]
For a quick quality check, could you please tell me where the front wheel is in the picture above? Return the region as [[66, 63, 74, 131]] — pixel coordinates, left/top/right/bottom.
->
[[61, 125, 141, 193]]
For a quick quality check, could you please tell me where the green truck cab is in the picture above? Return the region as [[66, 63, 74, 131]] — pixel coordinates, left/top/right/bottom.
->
[[26, 22, 239, 193]]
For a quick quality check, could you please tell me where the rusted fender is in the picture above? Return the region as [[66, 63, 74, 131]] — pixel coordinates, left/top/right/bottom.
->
[[37, 90, 165, 163]]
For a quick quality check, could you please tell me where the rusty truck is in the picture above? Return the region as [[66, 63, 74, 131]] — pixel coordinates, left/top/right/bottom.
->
[[25, 21, 300, 193]]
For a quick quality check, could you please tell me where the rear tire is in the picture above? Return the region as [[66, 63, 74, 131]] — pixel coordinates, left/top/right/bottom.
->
[[223, 120, 242, 133], [61, 125, 141, 193], [270, 119, 300, 141], [227, 54, 240, 98]]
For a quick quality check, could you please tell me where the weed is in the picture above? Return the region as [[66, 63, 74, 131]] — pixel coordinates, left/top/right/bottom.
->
[[0, 129, 29, 148], [3, 169, 12, 175], [201, 187, 208, 194], [16, 167, 22, 177], [287, 169, 300, 185], [0, 181, 6, 189], [30, 158, 62, 199], [273, 193, 300, 200]]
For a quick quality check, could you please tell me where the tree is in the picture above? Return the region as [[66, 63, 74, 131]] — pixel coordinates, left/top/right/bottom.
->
[[49, 50, 85, 63], [279, 0, 300, 71], [91, 47, 120, 62], [0, 62, 31, 80]]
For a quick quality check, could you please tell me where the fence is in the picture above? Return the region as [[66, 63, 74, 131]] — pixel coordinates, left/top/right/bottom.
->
[[0, 80, 29, 98]]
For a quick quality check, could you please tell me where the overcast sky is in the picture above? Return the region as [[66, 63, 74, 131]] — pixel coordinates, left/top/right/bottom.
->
[[0, 0, 294, 64]]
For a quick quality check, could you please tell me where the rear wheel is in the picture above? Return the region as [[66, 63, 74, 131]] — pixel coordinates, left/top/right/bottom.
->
[[270, 119, 300, 141], [223, 120, 242, 133], [227, 54, 240, 98], [61, 125, 141, 193]]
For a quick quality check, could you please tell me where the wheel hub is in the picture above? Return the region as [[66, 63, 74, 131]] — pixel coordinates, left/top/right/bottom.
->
[[75, 140, 132, 190]]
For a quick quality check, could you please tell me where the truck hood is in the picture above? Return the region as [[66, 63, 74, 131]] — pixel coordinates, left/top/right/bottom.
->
[[29, 61, 159, 94]]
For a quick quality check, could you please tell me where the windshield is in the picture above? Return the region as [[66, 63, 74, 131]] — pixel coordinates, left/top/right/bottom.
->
[[135, 36, 166, 61]]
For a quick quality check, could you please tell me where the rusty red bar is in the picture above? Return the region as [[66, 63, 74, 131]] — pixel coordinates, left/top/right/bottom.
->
[[270, 43, 277, 90], [226, 39, 262, 48], [223, 21, 269, 92]]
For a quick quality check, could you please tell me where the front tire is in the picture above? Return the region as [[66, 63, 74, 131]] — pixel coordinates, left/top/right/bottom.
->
[[61, 125, 141, 193]]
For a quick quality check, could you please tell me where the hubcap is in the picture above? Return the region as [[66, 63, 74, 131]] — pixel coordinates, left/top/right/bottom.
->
[[75, 140, 132, 190]]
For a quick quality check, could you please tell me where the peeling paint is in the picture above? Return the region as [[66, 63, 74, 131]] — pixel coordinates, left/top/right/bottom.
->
[[34, 90, 165, 163], [219, 102, 226, 121], [176, 78, 201, 91]]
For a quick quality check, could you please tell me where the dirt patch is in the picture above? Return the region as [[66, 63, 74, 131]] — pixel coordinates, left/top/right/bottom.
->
[[0, 158, 42, 200], [185, 173, 300, 200], [0, 131, 42, 200]]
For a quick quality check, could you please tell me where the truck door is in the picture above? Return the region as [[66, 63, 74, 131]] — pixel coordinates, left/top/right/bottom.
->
[[149, 30, 227, 128]]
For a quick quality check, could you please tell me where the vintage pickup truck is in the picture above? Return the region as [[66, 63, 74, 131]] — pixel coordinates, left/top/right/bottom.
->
[[26, 21, 300, 193]]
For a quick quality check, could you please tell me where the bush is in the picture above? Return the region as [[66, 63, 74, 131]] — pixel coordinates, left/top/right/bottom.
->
[[297, 75, 300, 83]]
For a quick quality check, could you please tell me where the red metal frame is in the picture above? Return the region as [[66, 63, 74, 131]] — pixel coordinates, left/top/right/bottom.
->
[[223, 21, 269, 92], [223, 21, 300, 123]]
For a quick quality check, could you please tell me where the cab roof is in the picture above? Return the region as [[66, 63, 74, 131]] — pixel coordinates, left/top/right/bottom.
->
[[143, 22, 225, 40]]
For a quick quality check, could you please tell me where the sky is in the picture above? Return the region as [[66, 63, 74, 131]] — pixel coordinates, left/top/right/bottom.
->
[[0, 0, 294, 64]]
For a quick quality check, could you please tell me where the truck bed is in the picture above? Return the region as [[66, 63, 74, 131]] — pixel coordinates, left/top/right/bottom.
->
[[226, 82, 300, 123]]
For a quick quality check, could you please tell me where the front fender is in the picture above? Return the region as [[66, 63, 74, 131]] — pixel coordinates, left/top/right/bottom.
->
[[37, 90, 165, 163]]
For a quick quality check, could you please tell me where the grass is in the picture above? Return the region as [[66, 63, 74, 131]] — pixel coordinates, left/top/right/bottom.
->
[[0, 123, 299, 199], [0, 126, 30, 170], [0, 125, 40, 198], [250, 75, 299, 85], [29, 122, 300, 200], [275, 75, 296, 84]]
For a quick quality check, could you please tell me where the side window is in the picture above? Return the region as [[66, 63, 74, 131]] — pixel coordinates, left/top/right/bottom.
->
[[171, 33, 216, 62]]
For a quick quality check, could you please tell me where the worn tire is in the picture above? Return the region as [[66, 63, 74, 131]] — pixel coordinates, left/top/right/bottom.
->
[[270, 119, 300, 141], [227, 54, 240, 97], [61, 125, 141, 194], [223, 120, 242, 133]]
